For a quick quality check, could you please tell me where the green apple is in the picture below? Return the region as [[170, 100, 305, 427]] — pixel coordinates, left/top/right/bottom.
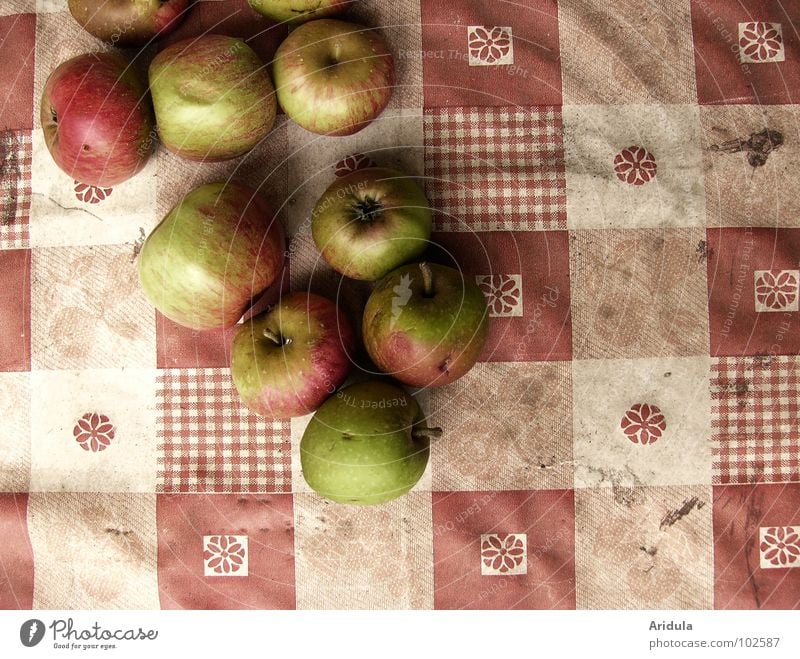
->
[[311, 167, 432, 281], [363, 263, 489, 387], [138, 181, 285, 330], [149, 35, 276, 161], [272, 19, 394, 136], [248, 0, 352, 24], [300, 381, 440, 505]]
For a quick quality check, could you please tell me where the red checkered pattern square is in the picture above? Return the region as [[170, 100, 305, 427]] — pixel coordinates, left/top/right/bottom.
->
[[424, 106, 566, 231], [157, 368, 291, 493], [711, 356, 800, 484], [0, 130, 31, 249]]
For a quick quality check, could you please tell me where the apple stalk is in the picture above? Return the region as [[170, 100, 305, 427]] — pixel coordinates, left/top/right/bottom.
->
[[419, 262, 434, 297], [263, 328, 292, 346], [412, 427, 442, 441]]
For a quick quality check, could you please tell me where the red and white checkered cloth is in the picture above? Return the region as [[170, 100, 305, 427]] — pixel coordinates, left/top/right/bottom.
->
[[1, 0, 800, 611]]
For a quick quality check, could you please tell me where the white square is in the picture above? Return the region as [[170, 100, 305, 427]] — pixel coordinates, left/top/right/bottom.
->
[[475, 274, 523, 317], [480, 533, 527, 575], [739, 22, 785, 64], [286, 109, 424, 236], [27, 492, 159, 609], [29, 368, 157, 492], [754, 270, 799, 312], [30, 129, 158, 248], [30, 244, 157, 370], [203, 535, 249, 577], [563, 105, 705, 229], [759, 526, 800, 569], [573, 356, 712, 488], [0, 372, 30, 491], [35, 0, 65, 12], [468, 27, 514, 66]]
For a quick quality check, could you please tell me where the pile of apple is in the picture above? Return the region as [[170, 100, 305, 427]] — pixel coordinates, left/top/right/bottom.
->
[[42, 1, 489, 506]]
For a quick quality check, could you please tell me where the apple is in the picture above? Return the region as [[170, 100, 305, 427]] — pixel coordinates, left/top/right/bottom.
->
[[138, 181, 285, 330], [300, 380, 440, 505], [311, 167, 432, 281], [231, 292, 355, 419], [362, 262, 489, 388], [68, 0, 190, 47], [248, 0, 353, 24], [40, 52, 154, 187], [149, 35, 277, 161], [272, 19, 394, 136]]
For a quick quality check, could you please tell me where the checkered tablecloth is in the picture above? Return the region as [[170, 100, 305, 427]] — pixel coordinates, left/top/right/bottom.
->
[[1, 0, 799, 610]]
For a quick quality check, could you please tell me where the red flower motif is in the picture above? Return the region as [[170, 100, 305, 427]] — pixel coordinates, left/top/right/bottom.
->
[[614, 146, 657, 186], [74, 181, 113, 204], [740, 22, 783, 62], [334, 153, 376, 177], [468, 27, 512, 64], [755, 271, 798, 310], [760, 526, 800, 567], [620, 403, 666, 445], [73, 412, 115, 452], [204, 535, 246, 574], [481, 534, 526, 573]]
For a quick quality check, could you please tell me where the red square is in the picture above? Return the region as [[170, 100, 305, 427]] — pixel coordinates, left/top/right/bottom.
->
[[157, 493, 296, 609], [0, 14, 35, 130], [160, 0, 287, 63], [0, 249, 30, 372], [157, 369, 292, 493], [157, 313, 235, 369], [420, 0, 561, 107], [432, 490, 575, 609], [707, 228, 800, 357], [156, 269, 286, 369], [690, 0, 800, 105], [430, 231, 572, 362], [714, 484, 800, 609], [0, 493, 34, 609], [424, 107, 566, 232]]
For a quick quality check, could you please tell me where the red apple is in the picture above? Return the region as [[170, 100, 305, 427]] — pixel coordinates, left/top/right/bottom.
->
[[362, 262, 489, 387], [41, 52, 154, 187], [68, 0, 190, 46], [231, 292, 355, 419], [272, 19, 394, 136], [138, 181, 285, 330]]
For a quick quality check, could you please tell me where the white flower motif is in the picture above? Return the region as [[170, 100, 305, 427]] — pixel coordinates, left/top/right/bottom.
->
[[754, 270, 799, 312], [739, 22, 785, 63], [468, 26, 514, 66], [481, 533, 527, 575], [759, 526, 800, 569], [476, 274, 523, 317], [203, 535, 249, 577]]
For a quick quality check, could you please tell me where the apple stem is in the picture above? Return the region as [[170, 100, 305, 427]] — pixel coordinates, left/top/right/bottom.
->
[[419, 262, 433, 297], [262, 328, 282, 345], [412, 427, 443, 441]]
